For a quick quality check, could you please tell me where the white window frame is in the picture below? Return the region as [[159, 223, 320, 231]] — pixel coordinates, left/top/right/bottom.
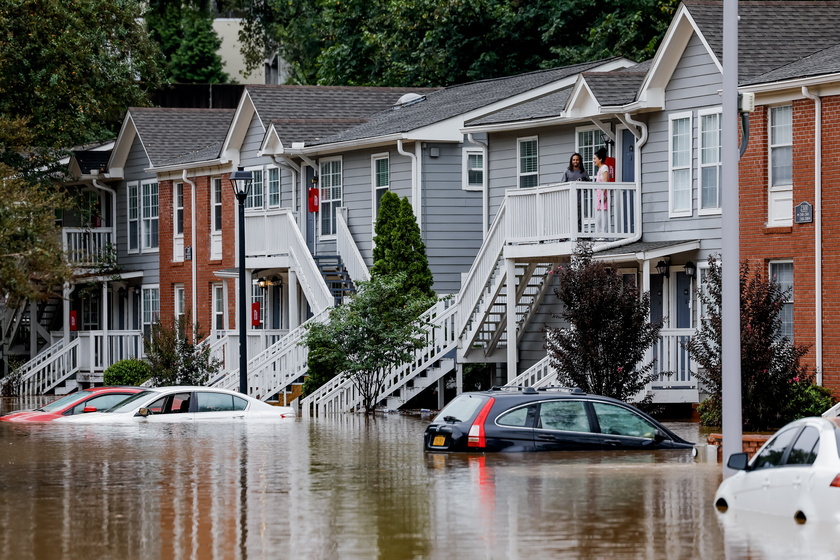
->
[[142, 285, 160, 331], [174, 182, 184, 236], [576, 126, 607, 177], [462, 147, 485, 191], [698, 108, 722, 215], [212, 283, 225, 332], [174, 284, 185, 325], [768, 105, 793, 226], [371, 153, 390, 230], [268, 166, 281, 208], [245, 166, 264, 210], [251, 280, 266, 330], [127, 181, 139, 254], [668, 112, 693, 218], [769, 260, 794, 340], [141, 180, 159, 251], [517, 137, 539, 188], [212, 177, 223, 233], [319, 156, 343, 239]]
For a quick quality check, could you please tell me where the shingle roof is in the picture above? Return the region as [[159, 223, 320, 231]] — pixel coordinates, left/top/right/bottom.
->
[[464, 88, 573, 126], [583, 72, 647, 106], [744, 42, 840, 85], [268, 118, 369, 146], [130, 108, 234, 167], [684, 0, 840, 83], [309, 59, 620, 146]]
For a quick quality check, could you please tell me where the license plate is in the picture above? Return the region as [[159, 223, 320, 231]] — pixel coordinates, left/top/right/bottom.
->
[[432, 435, 446, 447]]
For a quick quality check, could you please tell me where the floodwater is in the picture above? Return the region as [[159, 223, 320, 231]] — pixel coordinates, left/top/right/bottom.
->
[[0, 398, 837, 560]]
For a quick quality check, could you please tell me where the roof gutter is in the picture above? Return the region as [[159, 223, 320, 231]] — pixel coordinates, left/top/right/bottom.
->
[[802, 86, 823, 385], [741, 73, 840, 94], [145, 156, 230, 175]]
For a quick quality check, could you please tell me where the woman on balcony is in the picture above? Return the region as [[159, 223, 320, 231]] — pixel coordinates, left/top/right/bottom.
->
[[562, 153, 589, 182], [593, 148, 610, 237]]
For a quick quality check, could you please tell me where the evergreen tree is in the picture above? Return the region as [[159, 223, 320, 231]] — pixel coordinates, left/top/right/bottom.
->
[[544, 243, 662, 402]]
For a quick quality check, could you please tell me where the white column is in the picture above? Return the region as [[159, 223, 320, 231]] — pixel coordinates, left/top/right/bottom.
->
[[288, 271, 300, 329], [506, 258, 517, 383]]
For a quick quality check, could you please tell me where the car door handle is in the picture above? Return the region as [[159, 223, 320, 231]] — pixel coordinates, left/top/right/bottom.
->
[[603, 439, 621, 445], [537, 434, 557, 440]]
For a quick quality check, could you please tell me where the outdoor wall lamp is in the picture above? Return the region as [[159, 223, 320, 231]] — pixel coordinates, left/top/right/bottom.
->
[[684, 261, 697, 278], [257, 276, 282, 289], [228, 166, 253, 396], [656, 259, 670, 278]]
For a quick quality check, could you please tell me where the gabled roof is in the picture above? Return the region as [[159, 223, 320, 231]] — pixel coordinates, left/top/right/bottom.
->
[[743, 42, 840, 85], [307, 59, 629, 147], [131, 108, 234, 167], [73, 150, 111, 175], [583, 71, 648, 107]]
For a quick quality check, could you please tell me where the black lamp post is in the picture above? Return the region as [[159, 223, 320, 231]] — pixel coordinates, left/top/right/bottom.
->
[[229, 166, 253, 395]]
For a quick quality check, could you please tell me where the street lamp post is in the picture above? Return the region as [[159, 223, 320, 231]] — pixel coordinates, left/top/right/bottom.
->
[[229, 166, 253, 395]]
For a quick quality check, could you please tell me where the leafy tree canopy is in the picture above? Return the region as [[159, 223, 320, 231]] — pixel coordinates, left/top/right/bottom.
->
[[144, 316, 221, 387], [239, 0, 678, 86]]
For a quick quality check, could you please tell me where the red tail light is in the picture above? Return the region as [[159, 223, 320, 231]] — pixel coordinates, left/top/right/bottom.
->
[[467, 397, 496, 448], [830, 474, 840, 488]]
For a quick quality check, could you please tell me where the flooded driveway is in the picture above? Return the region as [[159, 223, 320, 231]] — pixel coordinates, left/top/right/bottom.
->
[[0, 399, 827, 559]]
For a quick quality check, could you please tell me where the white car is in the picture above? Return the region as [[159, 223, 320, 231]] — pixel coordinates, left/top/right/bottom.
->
[[53, 386, 295, 424], [715, 416, 840, 523]]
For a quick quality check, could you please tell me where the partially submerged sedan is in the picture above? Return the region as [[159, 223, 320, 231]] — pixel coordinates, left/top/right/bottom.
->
[[424, 386, 693, 452], [0, 386, 143, 423], [54, 386, 295, 424]]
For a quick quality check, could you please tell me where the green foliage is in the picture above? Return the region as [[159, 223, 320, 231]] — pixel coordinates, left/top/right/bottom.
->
[[0, 0, 161, 151], [302, 273, 437, 414], [544, 243, 663, 401], [240, 0, 679, 86], [143, 316, 221, 387], [300, 319, 347, 397], [686, 256, 833, 430], [371, 192, 435, 298], [104, 359, 151, 386], [145, 0, 229, 84]]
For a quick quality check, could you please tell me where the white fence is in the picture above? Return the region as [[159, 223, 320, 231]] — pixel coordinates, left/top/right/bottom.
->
[[62, 227, 114, 268]]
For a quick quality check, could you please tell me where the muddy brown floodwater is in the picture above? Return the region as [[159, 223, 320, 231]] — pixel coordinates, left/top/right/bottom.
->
[[1, 398, 834, 559]]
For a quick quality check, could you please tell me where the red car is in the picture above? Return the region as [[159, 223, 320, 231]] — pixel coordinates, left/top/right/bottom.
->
[[0, 386, 143, 422]]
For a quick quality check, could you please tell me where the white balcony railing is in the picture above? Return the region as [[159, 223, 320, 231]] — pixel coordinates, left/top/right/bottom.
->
[[62, 227, 114, 268], [650, 328, 695, 386]]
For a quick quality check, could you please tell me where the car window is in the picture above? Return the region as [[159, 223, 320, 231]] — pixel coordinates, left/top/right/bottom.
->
[[432, 394, 488, 423], [537, 401, 591, 432], [752, 427, 799, 470], [39, 393, 87, 413], [786, 426, 820, 466], [146, 393, 191, 414], [592, 402, 657, 438], [67, 393, 134, 415], [497, 405, 533, 427], [106, 390, 156, 412], [196, 392, 248, 412]]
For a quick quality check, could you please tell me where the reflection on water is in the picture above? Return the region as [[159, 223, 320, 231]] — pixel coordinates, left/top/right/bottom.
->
[[0, 401, 817, 559]]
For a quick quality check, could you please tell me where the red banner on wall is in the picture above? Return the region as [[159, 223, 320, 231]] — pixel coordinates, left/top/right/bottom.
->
[[605, 156, 616, 182], [251, 302, 261, 326], [308, 187, 320, 213], [69, 310, 78, 331]]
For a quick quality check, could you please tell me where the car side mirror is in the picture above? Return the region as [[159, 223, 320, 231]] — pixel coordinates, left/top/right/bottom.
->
[[82, 406, 97, 413], [727, 452, 750, 471], [653, 429, 667, 442], [136, 407, 151, 417]]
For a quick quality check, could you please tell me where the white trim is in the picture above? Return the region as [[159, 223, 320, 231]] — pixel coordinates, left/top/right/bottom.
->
[[140, 179, 160, 253], [141, 284, 160, 328], [768, 104, 793, 226], [244, 165, 265, 211], [174, 284, 186, 324], [127, 181, 140, 254], [319, 155, 343, 239], [267, 165, 281, 208], [461, 147, 485, 191], [668, 111, 693, 218], [697, 107, 723, 216], [517, 136, 539, 188], [768, 260, 794, 339], [575, 125, 607, 177], [371, 152, 390, 236]]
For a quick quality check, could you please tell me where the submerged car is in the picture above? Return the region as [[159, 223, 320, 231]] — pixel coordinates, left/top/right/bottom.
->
[[715, 416, 840, 523], [424, 386, 694, 452], [53, 386, 295, 424], [0, 386, 143, 423]]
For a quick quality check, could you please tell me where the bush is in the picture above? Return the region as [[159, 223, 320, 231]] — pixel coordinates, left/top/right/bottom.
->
[[103, 359, 151, 386], [786, 379, 834, 419]]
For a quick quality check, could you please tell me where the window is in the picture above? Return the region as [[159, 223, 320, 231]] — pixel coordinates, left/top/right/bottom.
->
[[251, 280, 266, 329], [174, 284, 185, 325], [142, 286, 160, 334], [320, 158, 342, 237], [196, 392, 248, 412], [699, 109, 721, 213], [141, 181, 159, 250], [246, 168, 264, 209], [770, 261, 794, 339], [372, 154, 389, 219], [577, 128, 607, 177], [268, 167, 280, 207], [174, 182, 184, 236], [517, 137, 538, 188], [128, 182, 139, 253], [786, 426, 820, 465], [81, 293, 100, 330], [212, 178, 223, 233], [462, 148, 485, 191], [592, 402, 658, 438], [212, 284, 224, 331], [69, 393, 134, 415], [669, 113, 692, 217], [752, 427, 798, 470], [538, 401, 591, 432], [497, 405, 534, 427], [769, 105, 793, 225]]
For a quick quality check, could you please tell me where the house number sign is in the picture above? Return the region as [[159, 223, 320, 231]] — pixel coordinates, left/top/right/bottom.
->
[[795, 202, 813, 224]]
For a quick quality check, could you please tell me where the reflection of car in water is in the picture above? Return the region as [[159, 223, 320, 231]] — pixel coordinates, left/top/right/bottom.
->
[[53, 386, 295, 423], [715, 416, 840, 523], [424, 386, 694, 452], [0, 387, 144, 423]]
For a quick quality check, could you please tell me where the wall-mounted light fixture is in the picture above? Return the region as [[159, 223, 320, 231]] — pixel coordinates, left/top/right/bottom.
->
[[684, 260, 697, 278], [656, 259, 670, 278], [257, 276, 282, 289]]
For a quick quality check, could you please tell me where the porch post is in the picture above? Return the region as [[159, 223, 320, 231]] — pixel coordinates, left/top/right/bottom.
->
[[63, 283, 71, 346], [102, 281, 109, 368], [506, 258, 517, 383], [288, 271, 300, 329], [455, 361, 463, 395], [29, 301, 37, 358]]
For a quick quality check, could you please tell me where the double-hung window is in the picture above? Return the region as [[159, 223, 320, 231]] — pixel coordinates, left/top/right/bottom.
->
[[128, 182, 139, 253], [769, 261, 794, 339], [669, 113, 692, 217], [462, 148, 485, 191], [212, 284, 225, 331], [141, 181, 159, 250], [210, 178, 223, 260], [174, 183, 184, 236], [517, 137, 538, 188], [174, 284, 185, 326], [320, 157, 342, 237], [769, 105, 793, 225], [576, 128, 606, 177], [268, 167, 280, 207], [372, 154, 389, 222], [699, 109, 722, 213], [142, 285, 160, 335], [246, 168, 264, 209]]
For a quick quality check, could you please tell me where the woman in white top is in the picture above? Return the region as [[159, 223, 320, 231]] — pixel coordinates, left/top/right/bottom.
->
[[593, 148, 610, 236]]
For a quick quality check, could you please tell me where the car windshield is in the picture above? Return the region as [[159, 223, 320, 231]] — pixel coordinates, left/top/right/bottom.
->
[[432, 394, 488, 423], [104, 391, 158, 413], [37, 392, 88, 412]]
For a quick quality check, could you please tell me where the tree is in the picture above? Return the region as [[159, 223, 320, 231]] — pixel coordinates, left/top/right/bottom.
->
[[143, 316, 221, 387], [685, 256, 832, 430], [371, 192, 435, 298], [145, 0, 230, 84], [302, 273, 436, 414], [544, 243, 662, 401], [0, 0, 162, 155]]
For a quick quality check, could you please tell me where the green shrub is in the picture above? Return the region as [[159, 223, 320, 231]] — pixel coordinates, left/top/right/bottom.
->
[[104, 359, 151, 386], [786, 380, 835, 419]]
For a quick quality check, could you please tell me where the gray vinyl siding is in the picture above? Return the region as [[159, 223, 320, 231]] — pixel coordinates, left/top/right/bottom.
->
[[640, 32, 723, 255]]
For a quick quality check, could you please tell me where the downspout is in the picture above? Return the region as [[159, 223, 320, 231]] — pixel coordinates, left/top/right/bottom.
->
[[182, 170, 198, 328], [802, 86, 823, 384], [593, 113, 648, 253], [397, 139, 421, 228], [467, 133, 489, 238]]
